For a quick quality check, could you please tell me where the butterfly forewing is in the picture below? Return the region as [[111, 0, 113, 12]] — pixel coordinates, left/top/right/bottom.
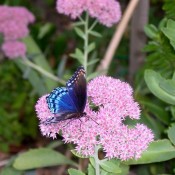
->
[[66, 66, 87, 113]]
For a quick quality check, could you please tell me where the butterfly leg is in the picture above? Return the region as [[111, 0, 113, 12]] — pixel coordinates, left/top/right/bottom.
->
[[85, 115, 99, 125]]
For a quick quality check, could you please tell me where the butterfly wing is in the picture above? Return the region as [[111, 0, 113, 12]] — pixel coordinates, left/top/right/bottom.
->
[[66, 66, 87, 113], [45, 66, 87, 124], [46, 87, 78, 123]]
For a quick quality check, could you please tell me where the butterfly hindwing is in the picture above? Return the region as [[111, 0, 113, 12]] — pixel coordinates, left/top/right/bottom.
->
[[46, 87, 77, 114]]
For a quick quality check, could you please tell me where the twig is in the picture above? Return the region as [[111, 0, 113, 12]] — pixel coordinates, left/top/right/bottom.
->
[[97, 0, 140, 74], [21, 57, 66, 85]]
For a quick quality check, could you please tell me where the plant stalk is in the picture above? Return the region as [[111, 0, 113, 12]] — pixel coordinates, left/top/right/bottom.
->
[[94, 145, 100, 175], [21, 57, 65, 85], [84, 12, 89, 72]]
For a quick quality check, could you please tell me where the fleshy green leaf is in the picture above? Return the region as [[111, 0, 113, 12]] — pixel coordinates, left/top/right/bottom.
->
[[144, 69, 175, 105], [89, 157, 95, 168], [87, 42, 96, 53], [119, 163, 129, 175], [144, 24, 158, 39], [89, 31, 102, 37], [13, 148, 77, 170], [68, 168, 85, 175], [22, 36, 57, 91], [88, 164, 95, 175], [159, 79, 175, 96], [71, 149, 90, 158], [38, 23, 53, 39], [0, 167, 22, 175], [125, 139, 175, 165], [167, 124, 175, 145], [162, 19, 175, 50], [70, 48, 84, 65], [15, 59, 48, 96], [87, 59, 99, 66], [99, 159, 121, 173], [74, 27, 85, 39], [139, 100, 169, 125]]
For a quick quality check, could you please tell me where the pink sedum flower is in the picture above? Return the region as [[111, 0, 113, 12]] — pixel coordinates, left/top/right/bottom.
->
[[56, 0, 121, 27], [0, 6, 34, 40], [1, 20, 29, 41], [87, 0, 121, 27], [2, 41, 26, 59], [0, 5, 35, 59], [56, 0, 86, 19], [35, 76, 154, 160]]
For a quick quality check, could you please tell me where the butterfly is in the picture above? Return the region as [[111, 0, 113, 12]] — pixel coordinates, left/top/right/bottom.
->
[[44, 66, 87, 124]]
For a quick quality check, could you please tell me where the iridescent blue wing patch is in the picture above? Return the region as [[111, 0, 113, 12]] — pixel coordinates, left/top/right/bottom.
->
[[45, 66, 87, 124], [46, 87, 76, 114]]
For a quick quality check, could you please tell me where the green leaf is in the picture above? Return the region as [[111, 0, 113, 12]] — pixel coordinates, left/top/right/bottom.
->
[[0, 167, 22, 175], [89, 157, 95, 168], [162, 19, 175, 50], [99, 159, 121, 173], [88, 164, 95, 175], [89, 31, 102, 37], [71, 149, 90, 158], [139, 100, 169, 125], [87, 42, 96, 53], [87, 59, 99, 66], [74, 27, 85, 39], [70, 48, 84, 65], [15, 59, 48, 96], [167, 124, 175, 145], [22, 36, 57, 92], [125, 139, 175, 165], [119, 163, 129, 175], [13, 148, 77, 170], [144, 24, 158, 39], [38, 23, 53, 39], [144, 69, 175, 105], [170, 106, 175, 120], [68, 168, 85, 175], [72, 21, 84, 27], [159, 79, 175, 96]]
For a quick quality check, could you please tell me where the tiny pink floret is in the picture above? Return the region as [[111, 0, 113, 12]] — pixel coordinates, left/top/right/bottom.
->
[[35, 76, 154, 160]]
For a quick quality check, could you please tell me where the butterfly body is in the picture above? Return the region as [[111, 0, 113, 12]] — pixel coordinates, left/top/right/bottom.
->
[[45, 66, 87, 124]]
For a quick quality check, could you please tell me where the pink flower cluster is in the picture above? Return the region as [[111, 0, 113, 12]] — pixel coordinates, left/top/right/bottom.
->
[[56, 0, 121, 27], [0, 6, 35, 59], [35, 76, 154, 160]]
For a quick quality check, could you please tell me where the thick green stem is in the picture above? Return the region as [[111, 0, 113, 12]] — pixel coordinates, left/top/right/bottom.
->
[[84, 13, 89, 72], [21, 57, 65, 85], [94, 145, 100, 175]]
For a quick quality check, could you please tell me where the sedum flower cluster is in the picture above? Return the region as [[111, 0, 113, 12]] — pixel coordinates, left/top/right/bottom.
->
[[0, 6, 35, 59], [56, 0, 121, 27], [35, 76, 154, 160]]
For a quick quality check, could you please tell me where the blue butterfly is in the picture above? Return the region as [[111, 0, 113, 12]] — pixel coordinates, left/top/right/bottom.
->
[[44, 66, 87, 124]]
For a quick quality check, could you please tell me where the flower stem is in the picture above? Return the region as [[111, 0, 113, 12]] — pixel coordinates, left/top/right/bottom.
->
[[83, 12, 89, 72], [21, 57, 66, 85], [94, 145, 100, 175]]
